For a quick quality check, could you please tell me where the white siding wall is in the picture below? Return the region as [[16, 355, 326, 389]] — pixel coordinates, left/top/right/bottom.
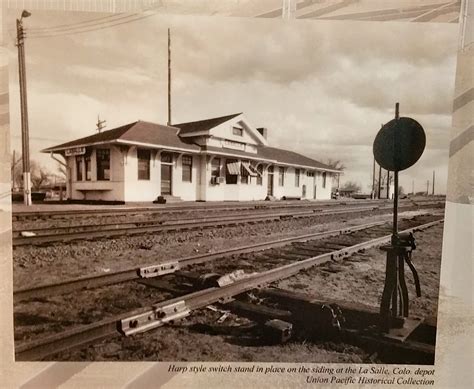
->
[[123, 150, 200, 202], [210, 117, 262, 147], [171, 154, 199, 201], [123, 147, 160, 202], [313, 171, 333, 200], [65, 145, 334, 202], [69, 147, 125, 201]]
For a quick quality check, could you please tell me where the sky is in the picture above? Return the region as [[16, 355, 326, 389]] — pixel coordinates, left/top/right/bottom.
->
[[6, 10, 458, 194]]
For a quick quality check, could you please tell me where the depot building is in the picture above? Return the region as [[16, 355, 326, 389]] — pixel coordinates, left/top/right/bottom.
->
[[43, 113, 341, 202]]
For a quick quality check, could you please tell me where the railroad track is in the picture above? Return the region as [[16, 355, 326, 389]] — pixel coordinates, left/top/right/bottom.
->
[[12, 201, 444, 246], [12, 197, 445, 222], [14, 214, 443, 361]]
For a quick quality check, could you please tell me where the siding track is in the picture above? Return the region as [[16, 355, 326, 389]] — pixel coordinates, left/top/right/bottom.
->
[[14, 215, 443, 361], [12, 200, 444, 246]]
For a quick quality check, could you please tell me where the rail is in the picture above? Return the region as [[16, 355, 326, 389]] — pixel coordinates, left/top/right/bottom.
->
[[14, 218, 443, 361]]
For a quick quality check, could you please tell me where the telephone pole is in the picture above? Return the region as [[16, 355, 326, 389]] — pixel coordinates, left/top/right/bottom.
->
[[372, 157, 376, 199], [377, 124, 383, 199], [378, 165, 382, 199], [426, 180, 430, 196], [432, 170, 435, 195], [16, 10, 32, 206], [167, 28, 171, 126]]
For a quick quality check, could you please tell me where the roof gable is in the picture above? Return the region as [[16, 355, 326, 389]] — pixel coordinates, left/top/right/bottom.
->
[[174, 113, 242, 136], [42, 121, 200, 153], [42, 122, 137, 152]]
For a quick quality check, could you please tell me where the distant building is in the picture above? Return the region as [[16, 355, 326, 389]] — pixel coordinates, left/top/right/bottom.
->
[[42, 113, 341, 202]]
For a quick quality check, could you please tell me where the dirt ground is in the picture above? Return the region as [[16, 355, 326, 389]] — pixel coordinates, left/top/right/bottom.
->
[[276, 222, 444, 319], [14, 211, 444, 362], [12, 208, 438, 289]]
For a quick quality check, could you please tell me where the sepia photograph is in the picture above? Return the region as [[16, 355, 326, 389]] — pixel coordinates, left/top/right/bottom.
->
[[1, 0, 469, 383]]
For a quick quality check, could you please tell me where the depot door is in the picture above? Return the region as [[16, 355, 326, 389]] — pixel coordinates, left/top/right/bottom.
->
[[160, 152, 173, 195], [161, 165, 172, 195], [267, 166, 274, 196]]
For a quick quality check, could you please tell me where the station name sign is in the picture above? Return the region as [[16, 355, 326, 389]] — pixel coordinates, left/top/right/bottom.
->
[[65, 147, 86, 156]]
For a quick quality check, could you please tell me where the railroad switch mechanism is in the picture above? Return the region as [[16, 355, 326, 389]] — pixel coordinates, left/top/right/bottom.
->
[[373, 103, 426, 341], [120, 300, 190, 336], [139, 261, 180, 278], [379, 233, 422, 338]]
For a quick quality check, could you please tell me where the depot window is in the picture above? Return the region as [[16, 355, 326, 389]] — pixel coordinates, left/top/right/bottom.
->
[[182, 155, 192, 182], [278, 167, 285, 187], [256, 165, 263, 186], [85, 155, 92, 181], [226, 159, 238, 185], [137, 149, 151, 180], [76, 156, 83, 181], [241, 160, 249, 185], [96, 148, 110, 181], [295, 169, 300, 187], [211, 158, 220, 178], [322, 172, 327, 188], [232, 126, 243, 136]]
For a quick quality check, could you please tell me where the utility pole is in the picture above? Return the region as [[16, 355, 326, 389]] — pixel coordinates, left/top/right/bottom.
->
[[377, 124, 383, 199], [372, 158, 376, 199], [386, 171, 390, 199], [412, 179, 414, 195], [432, 170, 435, 195], [378, 165, 382, 199], [426, 180, 430, 196], [96, 115, 106, 133], [16, 10, 32, 206], [167, 28, 171, 126]]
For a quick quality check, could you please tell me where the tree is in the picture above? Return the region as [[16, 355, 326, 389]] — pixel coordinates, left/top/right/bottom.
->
[[341, 181, 361, 193], [326, 159, 346, 190], [11, 152, 22, 190], [10, 152, 54, 191], [57, 164, 67, 179], [326, 158, 346, 171], [30, 160, 52, 190]]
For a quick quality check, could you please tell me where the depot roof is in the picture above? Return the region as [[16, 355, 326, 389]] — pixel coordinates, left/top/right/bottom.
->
[[42, 116, 341, 173], [42, 120, 200, 153]]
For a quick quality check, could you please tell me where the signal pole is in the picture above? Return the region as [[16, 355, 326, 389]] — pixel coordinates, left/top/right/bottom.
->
[[16, 10, 32, 206], [372, 157, 376, 199], [378, 165, 382, 199], [167, 28, 171, 126]]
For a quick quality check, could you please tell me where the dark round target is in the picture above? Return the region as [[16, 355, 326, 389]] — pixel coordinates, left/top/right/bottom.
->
[[373, 117, 425, 172]]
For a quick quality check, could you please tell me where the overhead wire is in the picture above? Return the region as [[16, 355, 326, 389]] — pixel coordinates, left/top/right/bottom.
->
[[24, 2, 164, 39], [26, 12, 129, 31], [25, 11, 159, 39]]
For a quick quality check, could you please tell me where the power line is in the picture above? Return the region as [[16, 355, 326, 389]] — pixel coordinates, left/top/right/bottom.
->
[[26, 11, 159, 39], [26, 13, 129, 32], [24, 2, 164, 38], [27, 12, 142, 36]]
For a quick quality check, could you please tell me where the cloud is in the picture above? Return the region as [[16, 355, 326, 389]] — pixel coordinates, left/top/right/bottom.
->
[[5, 11, 458, 193]]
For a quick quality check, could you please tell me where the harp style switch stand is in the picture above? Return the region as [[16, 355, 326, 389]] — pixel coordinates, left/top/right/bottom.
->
[[373, 103, 426, 342], [379, 233, 422, 340]]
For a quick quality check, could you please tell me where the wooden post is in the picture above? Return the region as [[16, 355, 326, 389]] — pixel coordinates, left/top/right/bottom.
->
[[432, 170, 435, 195], [167, 28, 171, 126]]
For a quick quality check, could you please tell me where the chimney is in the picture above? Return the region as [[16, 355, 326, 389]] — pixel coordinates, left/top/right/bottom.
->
[[257, 127, 268, 139]]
